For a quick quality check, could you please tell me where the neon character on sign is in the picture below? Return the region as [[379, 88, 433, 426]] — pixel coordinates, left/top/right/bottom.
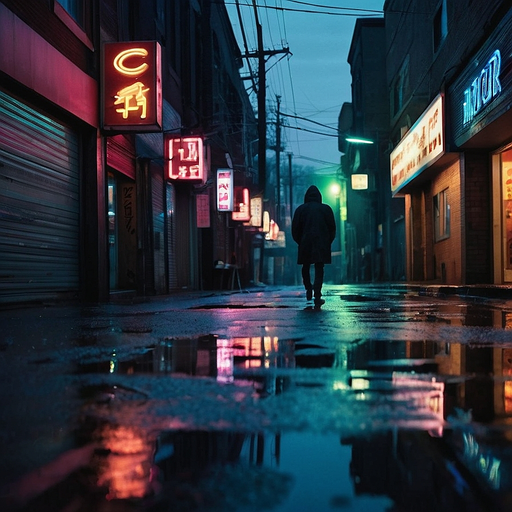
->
[[176, 141, 200, 177], [113, 48, 149, 76], [114, 82, 149, 119], [463, 49, 501, 125], [178, 141, 199, 161]]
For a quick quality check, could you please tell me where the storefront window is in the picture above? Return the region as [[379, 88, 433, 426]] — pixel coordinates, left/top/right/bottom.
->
[[501, 149, 512, 269], [434, 188, 450, 241], [108, 173, 118, 290]]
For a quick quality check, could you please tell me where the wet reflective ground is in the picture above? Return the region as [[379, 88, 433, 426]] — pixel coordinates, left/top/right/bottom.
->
[[1, 284, 512, 511]]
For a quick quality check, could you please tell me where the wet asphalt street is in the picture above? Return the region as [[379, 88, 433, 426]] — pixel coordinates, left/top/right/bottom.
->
[[1, 283, 512, 512]]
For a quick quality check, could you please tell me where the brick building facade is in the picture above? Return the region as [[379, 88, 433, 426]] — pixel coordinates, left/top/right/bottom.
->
[[384, 0, 512, 284]]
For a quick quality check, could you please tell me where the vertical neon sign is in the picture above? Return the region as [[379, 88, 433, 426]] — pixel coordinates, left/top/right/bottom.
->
[[166, 137, 205, 182], [217, 170, 233, 211], [103, 41, 162, 131]]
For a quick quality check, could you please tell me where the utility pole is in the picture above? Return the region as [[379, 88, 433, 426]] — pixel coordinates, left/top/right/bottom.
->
[[252, 1, 267, 199], [275, 94, 281, 224], [247, 1, 290, 202], [288, 152, 293, 219]]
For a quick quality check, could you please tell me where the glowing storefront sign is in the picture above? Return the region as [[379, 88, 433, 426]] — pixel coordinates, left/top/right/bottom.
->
[[263, 211, 270, 232], [103, 42, 162, 131], [166, 137, 205, 181], [390, 94, 444, 195], [245, 197, 263, 227], [463, 49, 501, 125], [232, 187, 251, 221], [217, 169, 233, 211]]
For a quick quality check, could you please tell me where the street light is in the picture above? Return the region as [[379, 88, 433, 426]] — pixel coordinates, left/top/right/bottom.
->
[[330, 183, 341, 196], [345, 136, 374, 145], [345, 136, 373, 190]]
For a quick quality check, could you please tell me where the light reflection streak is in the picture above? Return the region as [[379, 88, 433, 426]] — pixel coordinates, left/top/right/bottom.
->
[[463, 432, 501, 490], [93, 424, 157, 500]]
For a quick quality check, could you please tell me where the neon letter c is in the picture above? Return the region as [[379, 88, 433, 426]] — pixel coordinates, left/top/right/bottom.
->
[[113, 48, 149, 76]]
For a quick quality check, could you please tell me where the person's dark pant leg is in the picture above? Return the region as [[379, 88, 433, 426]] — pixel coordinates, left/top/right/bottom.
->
[[301, 264, 313, 299], [313, 262, 324, 300]]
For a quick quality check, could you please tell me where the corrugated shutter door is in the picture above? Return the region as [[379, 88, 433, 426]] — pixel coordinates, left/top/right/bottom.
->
[[166, 183, 177, 289], [151, 166, 166, 294], [0, 90, 80, 304]]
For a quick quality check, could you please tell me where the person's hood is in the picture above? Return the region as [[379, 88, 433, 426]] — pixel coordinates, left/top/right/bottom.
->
[[304, 185, 322, 203]]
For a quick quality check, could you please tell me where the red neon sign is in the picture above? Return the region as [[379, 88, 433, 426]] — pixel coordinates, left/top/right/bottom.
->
[[166, 137, 205, 181], [103, 41, 162, 131]]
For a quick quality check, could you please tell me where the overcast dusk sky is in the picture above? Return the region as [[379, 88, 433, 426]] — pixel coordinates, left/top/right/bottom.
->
[[226, 0, 385, 171]]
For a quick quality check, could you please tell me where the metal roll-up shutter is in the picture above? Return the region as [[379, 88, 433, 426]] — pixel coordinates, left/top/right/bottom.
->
[[151, 165, 166, 294], [0, 90, 80, 304], [166, 183, 177, 290]]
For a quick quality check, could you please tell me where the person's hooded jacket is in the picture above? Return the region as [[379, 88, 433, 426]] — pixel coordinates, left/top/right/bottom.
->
[[292, 185, 336, 264]]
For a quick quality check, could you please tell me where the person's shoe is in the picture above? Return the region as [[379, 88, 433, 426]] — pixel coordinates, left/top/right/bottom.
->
[[306, 289, 313, 301], [314, 298, 325, 306]]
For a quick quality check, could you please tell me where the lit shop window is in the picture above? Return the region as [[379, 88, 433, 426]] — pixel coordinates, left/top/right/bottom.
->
[[434, 188, 450, 242]]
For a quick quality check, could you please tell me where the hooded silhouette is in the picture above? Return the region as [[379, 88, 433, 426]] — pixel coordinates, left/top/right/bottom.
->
[[292, 185, 336, 305]]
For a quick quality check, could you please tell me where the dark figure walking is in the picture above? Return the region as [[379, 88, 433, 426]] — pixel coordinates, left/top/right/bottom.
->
[[292, 185, 336, 306]]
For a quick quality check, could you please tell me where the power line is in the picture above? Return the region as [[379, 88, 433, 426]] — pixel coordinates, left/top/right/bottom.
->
[[286, 1, 382, 14], [294, 155, 340, 166], [280, 111, 338, 131], [223, 2, 380, 16], [285, 124, 338, 137]]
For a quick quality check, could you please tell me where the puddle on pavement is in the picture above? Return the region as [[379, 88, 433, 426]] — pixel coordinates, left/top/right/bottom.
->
[[340, 294, 512, 328], [8, 335, 512, 511], [189, 303, 290, 309]]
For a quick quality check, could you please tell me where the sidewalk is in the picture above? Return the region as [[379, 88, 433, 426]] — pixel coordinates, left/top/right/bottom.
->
[[404, 282, 512, 300]]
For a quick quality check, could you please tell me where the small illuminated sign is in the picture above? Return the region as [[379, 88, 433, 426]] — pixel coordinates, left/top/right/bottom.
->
[[352, 174, 368, 190], [103, 41, 162, 131], [217, 169, 233, 211], [263, 211, 270, 232], [232, 187, 251, 221], [463, 49, 501, 125], [166, 137, 205, 181], [265, 220, 280, 241], [245, 197, 261, 227]]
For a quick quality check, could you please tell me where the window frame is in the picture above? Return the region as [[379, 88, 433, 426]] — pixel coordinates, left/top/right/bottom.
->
[[433, 188, 451, 242], [433, 0, 448, 54], [53, 0, 93, 50]]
